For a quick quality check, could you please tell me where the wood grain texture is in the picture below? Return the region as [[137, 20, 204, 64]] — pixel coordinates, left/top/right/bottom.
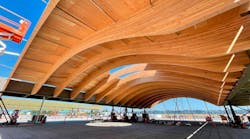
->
[[5, 0, 250, 108]]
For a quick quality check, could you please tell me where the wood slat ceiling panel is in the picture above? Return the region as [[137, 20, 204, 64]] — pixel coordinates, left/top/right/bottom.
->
[[45, 8, 94, 39], [24, 49, 61, 64], [37, 26, 80, 48], [93, 0, 150, 21], [57, 0, 115, 30], [17, 58, 53, 74]]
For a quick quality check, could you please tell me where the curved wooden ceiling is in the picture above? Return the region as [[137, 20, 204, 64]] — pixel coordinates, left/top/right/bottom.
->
[[4, 0, 250, 108]]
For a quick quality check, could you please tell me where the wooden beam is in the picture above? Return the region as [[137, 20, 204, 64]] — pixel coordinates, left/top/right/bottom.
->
[[84, 75, 109, 101], [106, 77, 225, 104], [28, 0, 247, 96], [95, 79, 119, 102]]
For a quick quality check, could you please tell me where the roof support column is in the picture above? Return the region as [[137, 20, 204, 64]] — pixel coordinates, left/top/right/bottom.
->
[[34, 96, 45, 124], [228, 100, 242, 127], [223, 105, 233, 123]]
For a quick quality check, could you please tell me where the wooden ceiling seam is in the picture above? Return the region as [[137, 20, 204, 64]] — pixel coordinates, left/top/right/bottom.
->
[[90, 0, 117, 22], [55, 6, 97, 31]]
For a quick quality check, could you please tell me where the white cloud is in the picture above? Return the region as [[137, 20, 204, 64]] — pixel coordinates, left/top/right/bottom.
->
[[3, 51, 20, 56], [0, 64, 12, 69]]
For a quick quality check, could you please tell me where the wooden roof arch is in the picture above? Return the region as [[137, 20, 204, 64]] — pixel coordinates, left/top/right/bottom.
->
[[83, 63, 239, 101], [106, 78, 229, 104], [3, 0, 250, 108]]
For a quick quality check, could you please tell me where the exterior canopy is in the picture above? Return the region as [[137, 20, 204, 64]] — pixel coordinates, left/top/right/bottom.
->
[[3, 0, 250, 108]]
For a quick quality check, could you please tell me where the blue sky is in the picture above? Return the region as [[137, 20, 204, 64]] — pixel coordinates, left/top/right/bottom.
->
[[0, 0, 240, 112]]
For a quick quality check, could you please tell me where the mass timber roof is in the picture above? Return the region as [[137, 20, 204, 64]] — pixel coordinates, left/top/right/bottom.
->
[[3, 0, 250, 108]]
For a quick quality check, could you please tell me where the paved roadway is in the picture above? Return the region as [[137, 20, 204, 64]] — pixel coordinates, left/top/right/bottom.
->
[[0, 122, 249, 139], [193, 124, 250, 139]]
